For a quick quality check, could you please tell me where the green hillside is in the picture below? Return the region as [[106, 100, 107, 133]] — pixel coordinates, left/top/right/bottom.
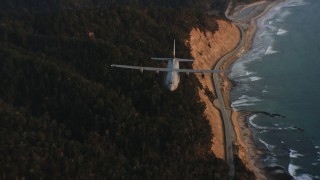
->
[[0, 0, 253, 179]]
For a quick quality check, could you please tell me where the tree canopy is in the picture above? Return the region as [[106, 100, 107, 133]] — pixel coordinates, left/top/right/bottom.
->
[[0, 0, 253, 179]]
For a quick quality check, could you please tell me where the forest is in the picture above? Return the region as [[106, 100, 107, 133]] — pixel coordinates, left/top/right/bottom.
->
[[0, 0, 254, 179]]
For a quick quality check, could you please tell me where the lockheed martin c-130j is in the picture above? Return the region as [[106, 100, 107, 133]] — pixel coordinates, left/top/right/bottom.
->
[[111, 40, 227, 91]]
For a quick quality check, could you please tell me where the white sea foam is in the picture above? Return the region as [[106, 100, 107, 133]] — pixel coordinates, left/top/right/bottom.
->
[[260, 130, 269, 134], [275, 10, 291, 23], [264, 156, 277, 164], [231, 95, 262, 108], [249, 76, 262, 81], [248, 114, 258, 121], [259, 138, 276, 151], [237, 75, 262, 83], [265, 46, 278, 55], [289, 149, 304, 158], [262, 89, 268, 93], [231, 101, 255, 108], [284, 0, 308, 7], [250, 119, 268, 130], [276, 28, 288, 35], [230, 61, 251, 78], [239, 95, 259, 101], [248, 115, 293, 131], [288, 154, 315, 180], [288, 163, 300, 177], [295, 174, 314, 180]]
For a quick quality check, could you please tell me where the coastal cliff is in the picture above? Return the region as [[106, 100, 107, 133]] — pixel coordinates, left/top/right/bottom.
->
[[188, 20, 240, 159], [189, 19, 259, 179]]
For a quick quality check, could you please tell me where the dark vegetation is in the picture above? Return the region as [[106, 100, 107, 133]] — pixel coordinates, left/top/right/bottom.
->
[[0, 0, 252, 179]]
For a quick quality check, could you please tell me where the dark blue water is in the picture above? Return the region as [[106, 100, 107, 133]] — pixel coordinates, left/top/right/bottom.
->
[[230, 0, 320, 179]]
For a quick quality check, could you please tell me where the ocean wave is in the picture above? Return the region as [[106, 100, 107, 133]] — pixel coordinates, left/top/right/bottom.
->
[[272, 0, 308, 23], [290, 172, 315, 180], [248, 114, 271, 130], [288, 163, 300, 177], [230, 0, 308, 79], [249, 119, 269, 130], [296, 174, 314, 180], [260, 129, 269, 134], [265, 45, 278, 55], [275, 10, 291, 23], [235, 75, 262, 83], [231, 103, 256, 108], [231, 95, 261, 108], [230, 0, 317, 178], [288, 155, 317, 180], [289, 149, 304, 158], [248, 115, 294, 130], [259, 138, 276, 151], [276, 28, 288, 35], [263, 155, 277, 164], [284, 0, 308, 7], [229, 61, 251, 78], [249, 76, 262, 81], [248, 114, 258, 121], [239, 95, 260, 101]]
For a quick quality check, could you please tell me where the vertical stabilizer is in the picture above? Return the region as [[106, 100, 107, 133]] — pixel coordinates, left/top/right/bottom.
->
[[173, 39, 176, 58]]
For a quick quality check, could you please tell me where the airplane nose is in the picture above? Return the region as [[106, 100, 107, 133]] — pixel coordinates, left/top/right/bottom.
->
[[168, 82, 177, 91], [166, 82, 175, 91]]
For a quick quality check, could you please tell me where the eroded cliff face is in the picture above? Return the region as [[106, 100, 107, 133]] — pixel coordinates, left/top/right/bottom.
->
[[188, 20, 240, 159]]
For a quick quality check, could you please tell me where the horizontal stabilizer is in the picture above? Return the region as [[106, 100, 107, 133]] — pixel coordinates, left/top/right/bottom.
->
[[175, 58, 194, 62], [151, 58, 172, 61]]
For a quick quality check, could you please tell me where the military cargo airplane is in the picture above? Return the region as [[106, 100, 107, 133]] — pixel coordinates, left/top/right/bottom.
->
[[111, 40, 227, 91]]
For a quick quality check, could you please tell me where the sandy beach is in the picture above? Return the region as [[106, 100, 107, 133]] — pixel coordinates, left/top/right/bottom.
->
[[189, 0, 284, 179]]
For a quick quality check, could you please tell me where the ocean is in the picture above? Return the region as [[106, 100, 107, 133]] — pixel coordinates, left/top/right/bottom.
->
[[229, 0, 320, 179]]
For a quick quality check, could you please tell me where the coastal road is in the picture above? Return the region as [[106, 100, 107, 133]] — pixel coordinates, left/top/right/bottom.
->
[[212, 1, 279, 179], [213, 21, 246, 179]]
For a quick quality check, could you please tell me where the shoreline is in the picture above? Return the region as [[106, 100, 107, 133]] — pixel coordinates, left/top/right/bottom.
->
[[188, 0, 285, 178], [221, 0, 286, 179]]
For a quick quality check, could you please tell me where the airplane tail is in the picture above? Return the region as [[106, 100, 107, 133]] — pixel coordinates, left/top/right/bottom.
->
[[173, 39, 175, 58], [173, 39, 194, 62], [150, 39, 194, 62]]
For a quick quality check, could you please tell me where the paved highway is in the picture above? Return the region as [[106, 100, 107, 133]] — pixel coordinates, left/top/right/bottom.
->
[[213, 21, 246, 179]]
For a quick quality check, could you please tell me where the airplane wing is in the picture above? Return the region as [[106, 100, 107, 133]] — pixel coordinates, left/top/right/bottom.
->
[[176, 69, 229, 73], [111, 65, 230, 73], [111, 64, 169, 72], [151, 58, 172, 60]]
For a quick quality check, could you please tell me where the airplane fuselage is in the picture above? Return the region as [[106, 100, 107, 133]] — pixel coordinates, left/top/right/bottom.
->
[[165, 58, 180, 91]]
